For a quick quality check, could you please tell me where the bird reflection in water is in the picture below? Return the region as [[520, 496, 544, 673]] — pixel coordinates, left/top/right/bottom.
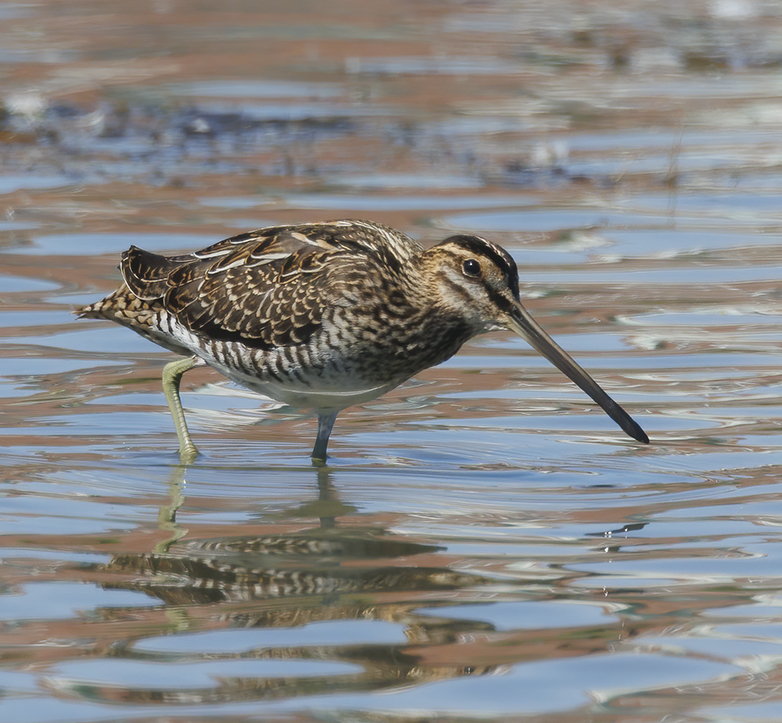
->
[[81, 466, 500, 706]]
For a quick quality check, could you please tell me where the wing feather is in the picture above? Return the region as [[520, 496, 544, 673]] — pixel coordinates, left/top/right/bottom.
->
[[119, 221, 419, 350]]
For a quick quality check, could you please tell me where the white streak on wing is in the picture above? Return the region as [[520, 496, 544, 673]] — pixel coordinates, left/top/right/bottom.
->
[[193, 249, 231, 259], [289, 231, 316, 245], [206, 258, 247, 274], [248, 251, 291, 263], [306, 235, 337, 250]]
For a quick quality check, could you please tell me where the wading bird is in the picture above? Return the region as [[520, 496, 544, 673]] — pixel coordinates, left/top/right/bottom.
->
[[78, 219, 648, 462]]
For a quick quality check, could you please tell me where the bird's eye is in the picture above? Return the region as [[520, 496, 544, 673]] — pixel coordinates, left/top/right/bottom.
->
[[462, 258, 481, 277]]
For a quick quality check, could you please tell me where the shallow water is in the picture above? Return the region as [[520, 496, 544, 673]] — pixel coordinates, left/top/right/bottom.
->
[[4, 1, 782, 722]]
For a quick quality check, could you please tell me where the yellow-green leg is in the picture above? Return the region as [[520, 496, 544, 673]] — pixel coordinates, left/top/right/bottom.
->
[[162, 355, 200, 464]]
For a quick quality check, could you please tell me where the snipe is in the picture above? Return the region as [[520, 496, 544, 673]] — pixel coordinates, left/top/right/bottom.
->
[[77, 219, 648, 462]]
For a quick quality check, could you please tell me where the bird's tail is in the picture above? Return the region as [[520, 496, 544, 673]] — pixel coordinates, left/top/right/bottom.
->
[[73, 287, 128, 320]]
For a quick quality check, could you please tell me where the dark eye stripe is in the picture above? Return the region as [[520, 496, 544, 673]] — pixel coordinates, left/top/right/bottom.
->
[[442, 235, 520, 298]]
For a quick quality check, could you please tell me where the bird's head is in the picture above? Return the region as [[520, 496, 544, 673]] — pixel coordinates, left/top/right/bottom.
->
[[422, 234, 648, 444], [421, 234, 521, 334]]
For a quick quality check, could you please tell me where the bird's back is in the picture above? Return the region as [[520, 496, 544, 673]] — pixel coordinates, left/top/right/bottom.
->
[[79, 220, 418, 336]]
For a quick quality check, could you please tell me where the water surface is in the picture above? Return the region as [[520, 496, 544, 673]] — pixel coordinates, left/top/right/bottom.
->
[[3, 1, 782, 722]]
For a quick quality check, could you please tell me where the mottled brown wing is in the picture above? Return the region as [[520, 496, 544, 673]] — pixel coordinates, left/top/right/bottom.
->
[[121, 246, 183, 301], [124, 226, 372, 349]]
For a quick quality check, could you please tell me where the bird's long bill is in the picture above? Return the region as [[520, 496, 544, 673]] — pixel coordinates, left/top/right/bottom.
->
[[506, 300, 649, 444]]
